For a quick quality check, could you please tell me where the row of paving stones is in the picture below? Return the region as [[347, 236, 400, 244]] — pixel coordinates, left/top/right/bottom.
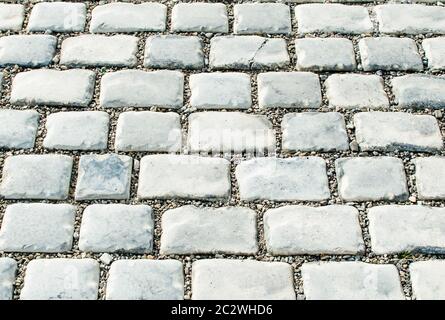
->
[[2, 34, 445, 71], [0, 203, 444, 256], [2, 3, 445, 35], [1, 109, 443, 153], [0, 154, 444, 201], [1, 257, 444, 300]]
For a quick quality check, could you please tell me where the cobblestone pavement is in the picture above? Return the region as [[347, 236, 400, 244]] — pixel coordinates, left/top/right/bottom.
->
[[0, 0, 444, 300]]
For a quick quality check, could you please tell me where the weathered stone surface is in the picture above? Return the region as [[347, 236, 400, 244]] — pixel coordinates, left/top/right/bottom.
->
[[106, 260, 184, 300], [414, 157, 445, 200], [138, 155, 231, 200], [0, 4, 24, 31], [20, 259, 100, 300], [410, 261, 445, 300], [28, 2, 86, 32], [336, 157, 409, 202], [172, 3, 228, 33], [236, 157, 330, 201], [368, 205, 445, 254], [161, 206, 258, 255], [0, 110, 39, 149], [192, 259, 295, 300], [423, 37, 445, 71], [392, 75, 445, 109], [0, 203, 75, 253], [282, 112, 349, 152], [0, 258, 16, 300], [0, 35, 57, 67], [79, 204, 153, 253], [234, 3, 291, 35], [301, 262, 404, 300]]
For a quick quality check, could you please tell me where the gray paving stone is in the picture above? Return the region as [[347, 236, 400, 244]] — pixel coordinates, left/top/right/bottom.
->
[[100, 70, 184, 109], [192, 259, 295, 300], [392, 75, 445, 109], [161, 206, 258, 255], [336, 157, 408, 202], [282, 112, 349, 152], [0, 4, 24, 31], [0, 35, 57, 67], [375, 4, 445, 34], [295, 38, 356, 71], [75, 154, 132, 201], [0, 110, 39, 149], [257, 72, 322, 109], [28, 2, 86, 32], [234, 3, 291, 35], [423, 37, 445, 71], [301, 262, 404, 300], [79, 204, 153, 253], [43, 111, 109, 151], [410, 261, 445, 300], [325, 74, 389, 109], [90, 2, 166, 33], [414, 157, 445, 200], [138, 155, 231, 201], [210, 36, 289, 70], [188, 112, 275, 153], [0, 155, 72, 200], [0, 258, 16, 300], [11, 69, 95, 107], [20, 259, 99, 300], [106, 260, 184, 300], [115, 111, 181, 152], [172, 3, 228, 33], [0, 203, 75, 253], [264, 205, 364, 255], [354, 112, 443, 152], [359, 37, 423, 71], [60, 35, 138, 67], [368, 205, 445, 255], [144, 35, 204, 69], [190, 73, 251, 109], [295, 4, 373, 34], [236, 157, 330, 201]]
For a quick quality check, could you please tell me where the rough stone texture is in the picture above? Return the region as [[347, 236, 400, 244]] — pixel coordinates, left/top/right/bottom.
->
[[392, 75, 445, 109], [0, 203, 75, 253], [100, 70, 183, 109], [0, 258, 17, 300], [172, 3, 228, 33], [414, 157, 445, 200], [210, 36, 289, 70], [160, 206, 258, 255], [325, 74, 389, 109], [264, 205, 364, 255], [410, 261, 445, 300], [336, 157, 409, 202], [354, 112, 443, 152], [43, 111, 109, 151], [115, 111, 181, 152], [0, 110, 39, 149], [234, 3, 291, 35], [235, 157, 330, 201], [295, 4, 373, 34], [257, 72, 322, 109], [301, 262, 404, 300], [423, 37, 445, 71], [144, 35, 204, 69], [79, 204, 153, 253], [138, 155, 231, 200], [90, 2, 166, 33], [60, 35, 138, 67], [20, 259, 100, 300], [188, 112, 275, 153], [0, 35, 57, 67], [106, 260, 184, 300], [0, 154, 73, 200], [295, 38, 356, 71], [75, 154, 132, 200], [359, 37, 423, 71], [11, 69, 95, 107], [190, 72, 251, 109], [0, 4, 24, 31], [192, 259, 296, 300], [27, 2, 86, 32], [368, 205, 445, 255], [282, 112, 349, 152]]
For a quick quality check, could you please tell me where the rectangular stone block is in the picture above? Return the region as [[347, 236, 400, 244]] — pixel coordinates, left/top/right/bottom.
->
[[28, 2, 86, 32], [0, 258, 16, 300], [0, 110, 39, 149], [414, 157, 445, 200], [392, 75, 445, 109], [423, 37, 445, 71], [0, 35, 57, 67], [410, 261, 445, 300], [234, 3, 291, 35], [0, 4, 24, 31], [172, 3, 228, 33]]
